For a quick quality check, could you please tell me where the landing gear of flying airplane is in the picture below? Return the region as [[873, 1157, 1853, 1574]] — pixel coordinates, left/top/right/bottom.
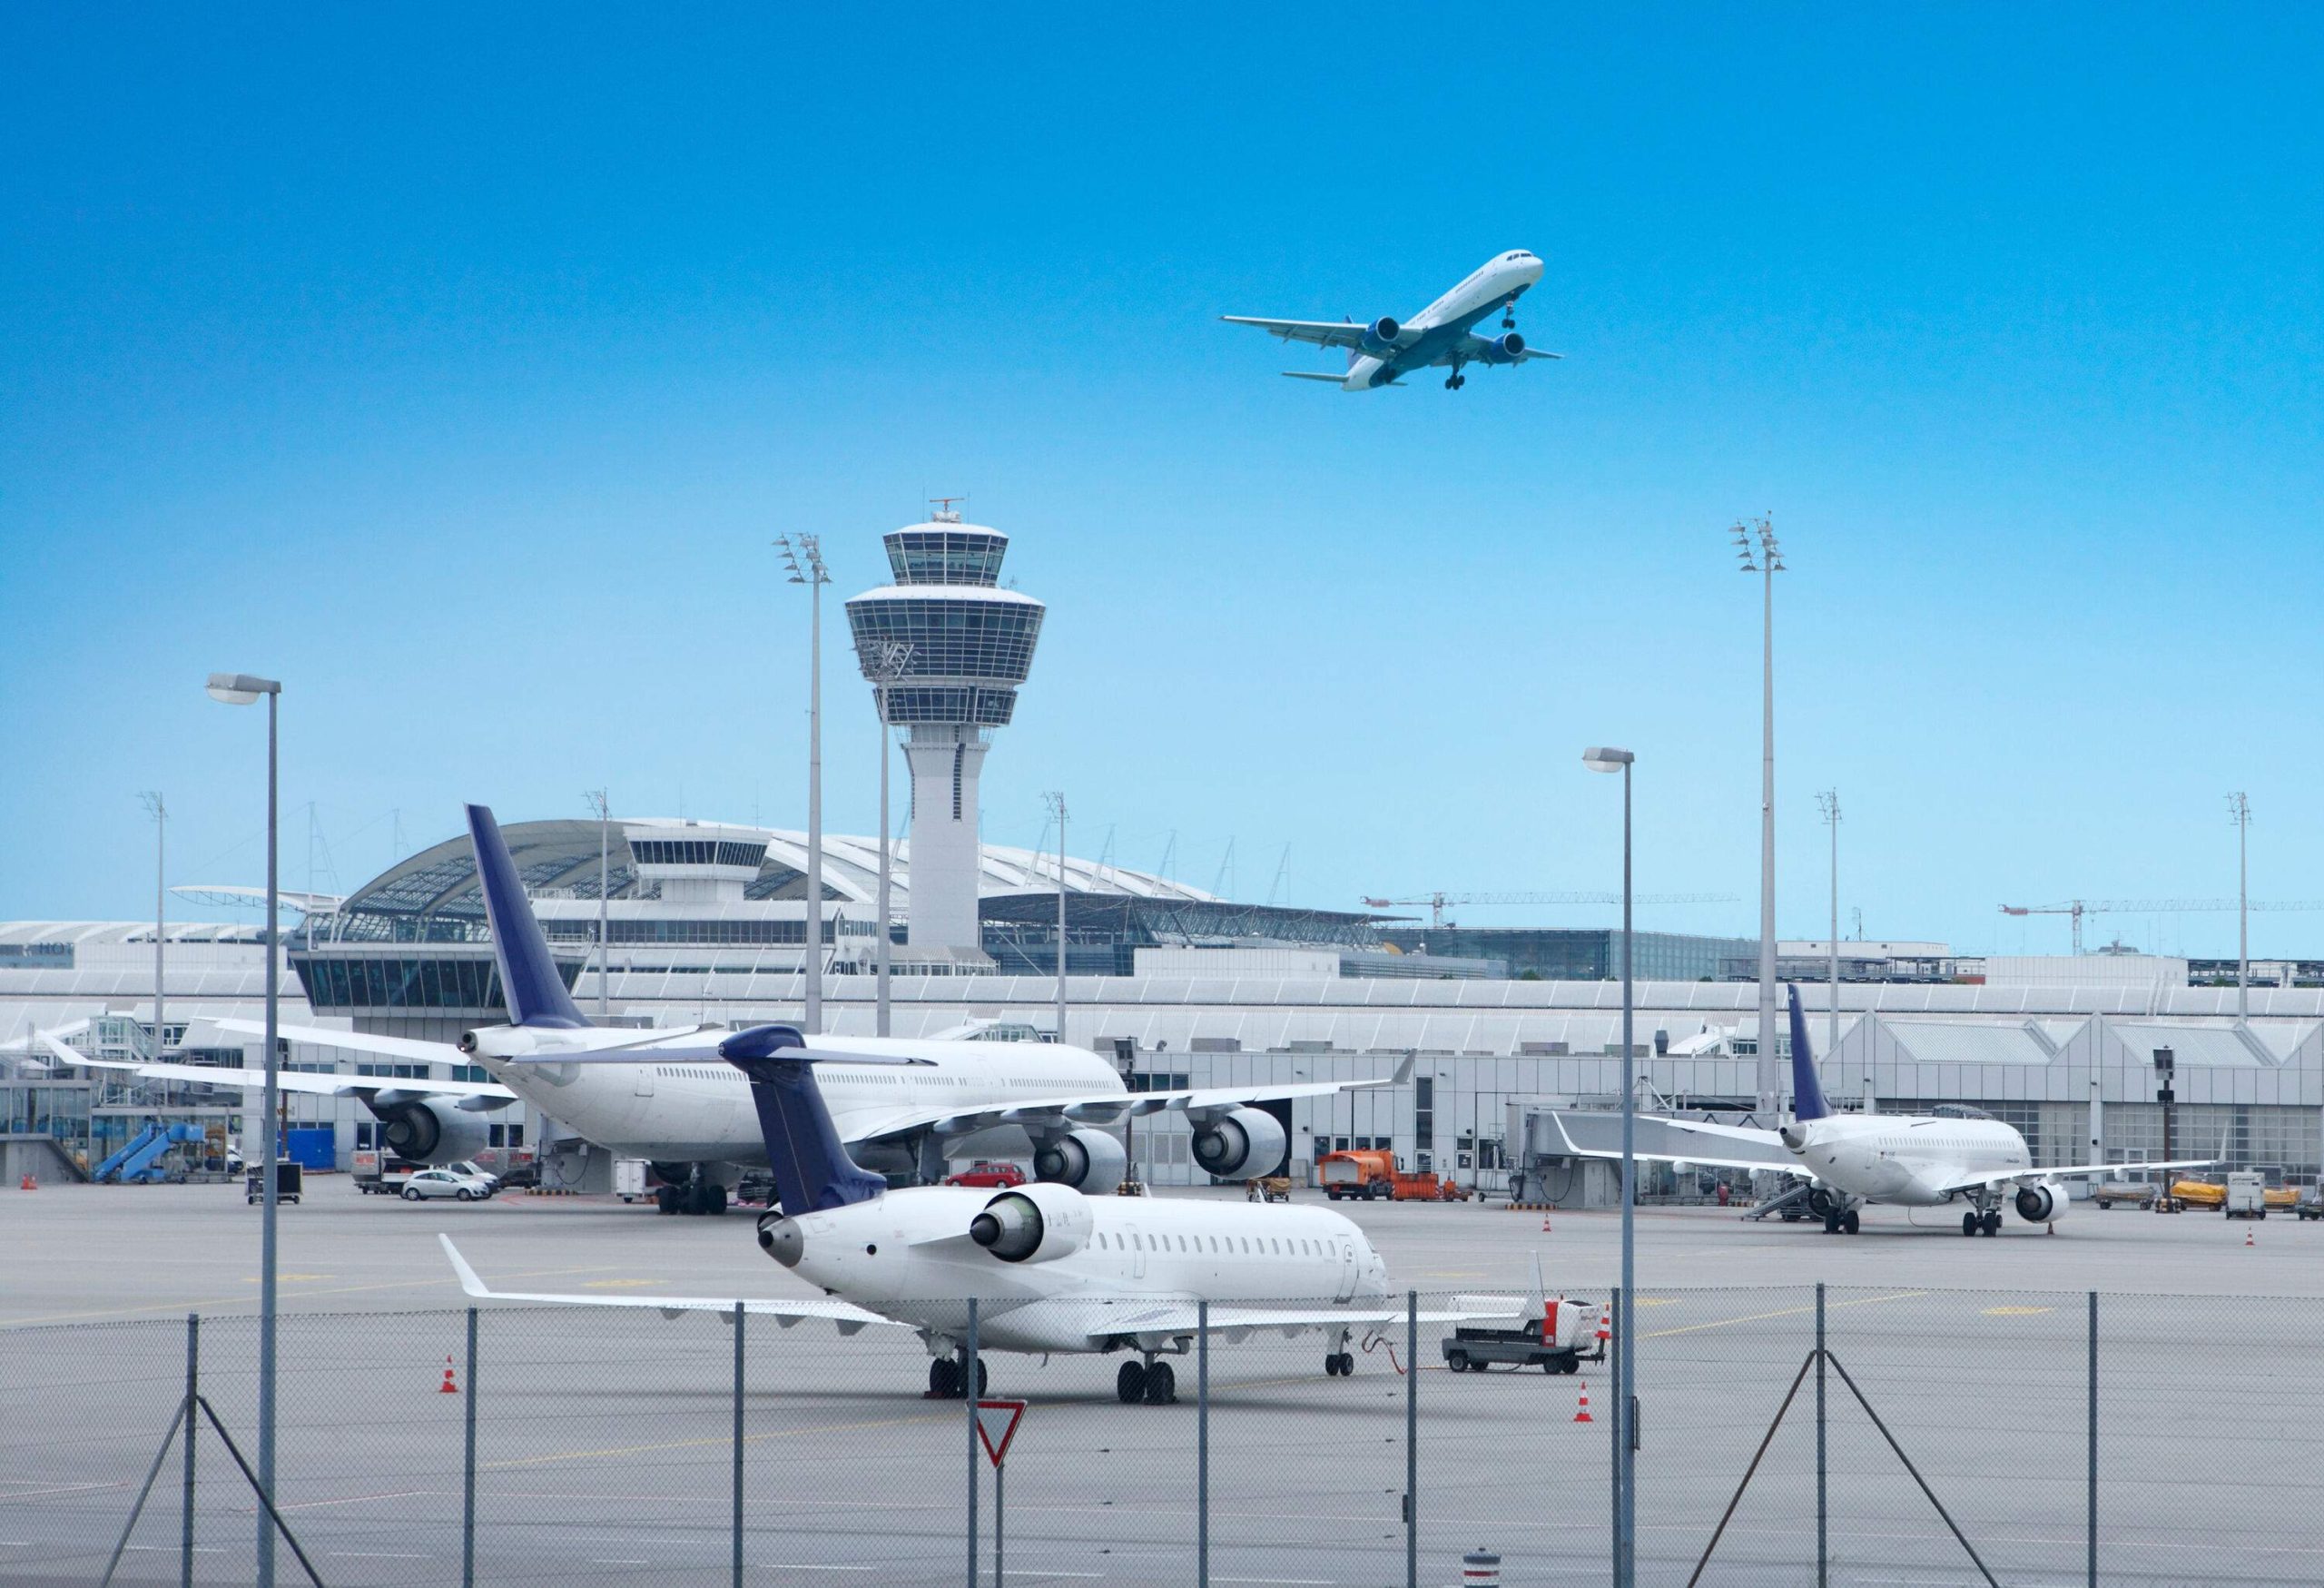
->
[[1117, 1356, 1177, 1405], [929, 1353, 988, 1400], [1444, 370, 1467, 390]]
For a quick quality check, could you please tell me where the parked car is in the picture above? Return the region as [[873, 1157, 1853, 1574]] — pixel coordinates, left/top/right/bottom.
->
[[445, 1160, 502, 1194], [494, 1161, 540, 1191], [400, 1169, 494, 1202], [943, 1160, 1027, 1189]]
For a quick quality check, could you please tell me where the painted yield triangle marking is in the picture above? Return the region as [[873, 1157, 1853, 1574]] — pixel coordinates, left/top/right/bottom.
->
[[975, 1398, 1026, 1467]]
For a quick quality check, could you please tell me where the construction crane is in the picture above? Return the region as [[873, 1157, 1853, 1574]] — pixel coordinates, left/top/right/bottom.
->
[[1998, 898, 2324, 956], [1362, 890, 1740, 930]]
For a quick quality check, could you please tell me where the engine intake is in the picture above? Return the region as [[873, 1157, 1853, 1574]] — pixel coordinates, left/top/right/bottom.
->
[[2014, 1183, 2068, 1223], [1031, 1127, 1126, 1191], [373, 1096, 488, 1165], [1191, 1107, 1288, 1180], [970, 1184, 1093, 1264], [1360, 316, 1403, 355], [1481, 331, 1525, 364]]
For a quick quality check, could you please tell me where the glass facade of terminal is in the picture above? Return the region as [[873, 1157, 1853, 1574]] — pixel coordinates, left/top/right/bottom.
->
[[1374, 927, 1760, 981]]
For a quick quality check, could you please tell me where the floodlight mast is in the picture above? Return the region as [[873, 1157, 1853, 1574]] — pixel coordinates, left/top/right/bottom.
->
[[778, 535, 832, 1033], [141, 793, 166, 1062], [2229, 793, 2251, 1022], [1818, 790, 1841, 1056], [1046, 791, 1068, 1047], [1733, 517, 1784, 1120], [1581, 744, 1636, 1588]]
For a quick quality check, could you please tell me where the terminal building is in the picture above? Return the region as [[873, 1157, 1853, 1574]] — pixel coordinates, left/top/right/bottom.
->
[[7, 511, 2324, 1193]]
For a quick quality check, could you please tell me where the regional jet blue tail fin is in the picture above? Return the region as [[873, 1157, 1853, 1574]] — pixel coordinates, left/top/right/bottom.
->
[[720, 1026, 889, 1214], [466, 804, 588, 1031], [1787, 983, 1831, 1122]]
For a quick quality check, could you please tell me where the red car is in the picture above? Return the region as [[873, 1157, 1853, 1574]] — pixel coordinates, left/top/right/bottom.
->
[[943, 1160, 1028, 1189]]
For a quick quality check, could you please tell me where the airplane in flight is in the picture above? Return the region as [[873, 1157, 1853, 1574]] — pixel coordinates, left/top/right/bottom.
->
[[50, 805, 1400, 1214], [1542, 986, 2208, 1237], [441, 1023, 1555, 1406], [1222, 250, 1561, 391]]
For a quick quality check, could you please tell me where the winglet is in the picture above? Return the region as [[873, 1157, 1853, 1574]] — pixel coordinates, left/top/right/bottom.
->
[[466, 804, 588, 1030], [438, 1234, 491, 1299], [1392, 1051, 1417, 1086], [1787, 985, 1832, 1122], [1525, 1251, 1547, 1325]]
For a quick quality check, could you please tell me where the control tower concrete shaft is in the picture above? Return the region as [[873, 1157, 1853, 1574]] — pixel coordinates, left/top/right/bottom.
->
[[845, 510, 1046, 954]]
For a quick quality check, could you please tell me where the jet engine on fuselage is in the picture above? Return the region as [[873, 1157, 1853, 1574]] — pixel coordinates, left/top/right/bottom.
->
[[2014, 1183, 2069, 1223], [1360, 317, 1402, 355], [970, 1184, 1095, 1264], [1031, 1128, 1126, 1191], [372, 1093, 489, 1165], [1191, 1107, 1287, 1179]]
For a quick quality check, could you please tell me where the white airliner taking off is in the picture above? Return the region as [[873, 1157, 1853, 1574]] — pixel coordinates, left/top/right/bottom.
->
[[1546, 986, 2208, 1238], [1223, 251, 1561, 391], [54, 805, 1396, 1214], [441, 1025, 1553, 1406]]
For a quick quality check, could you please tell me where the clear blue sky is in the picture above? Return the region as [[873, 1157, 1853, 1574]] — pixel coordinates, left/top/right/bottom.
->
[[5, 4, 2320, 958]]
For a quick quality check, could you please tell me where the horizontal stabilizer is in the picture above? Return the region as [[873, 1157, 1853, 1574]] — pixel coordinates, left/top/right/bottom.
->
[[437, 1236, 899, 1330], [1281, 371, 1345, 383]]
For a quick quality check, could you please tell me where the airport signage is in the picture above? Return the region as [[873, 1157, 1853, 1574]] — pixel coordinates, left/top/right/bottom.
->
[[975, 1398, 1027, 1467]]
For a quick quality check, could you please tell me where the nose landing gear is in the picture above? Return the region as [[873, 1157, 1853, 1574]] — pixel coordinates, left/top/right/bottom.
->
[[928, 1352, 989, 1399]]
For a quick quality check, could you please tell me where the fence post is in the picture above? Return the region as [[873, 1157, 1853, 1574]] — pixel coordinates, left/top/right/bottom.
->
[[461, 1307, 478, 1588], [1816, 1283, 1827, 1588], [733, 1301, 746, 1588], [1197, 1299, 1209, 1588], [181, 1313, 197, 1588], [966, 1297, 979, 1588], [1406, 1290, 1418, 1588], [1610, 1286, 1620, 1588], [2086, 1290, 2097, 1588]]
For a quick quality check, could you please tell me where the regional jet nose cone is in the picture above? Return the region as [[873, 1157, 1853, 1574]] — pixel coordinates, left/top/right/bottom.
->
[[757, 1214, 804, 1268]]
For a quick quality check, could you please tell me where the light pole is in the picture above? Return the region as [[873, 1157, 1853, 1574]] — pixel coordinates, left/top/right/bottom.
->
[[1046, 791, 1068, 1047], [1583, 745, 1636, 1588], [140, 793, 166, 1060], [2228, 793, 2250, 1022], [204, 671, 280, 1588], [1733, 517, 1785, 1119], [585, 789, 610, 1019], [779, 534, 831, 1032], [1817, 790, 1840, 1058], [866, 641, 913, 1037]]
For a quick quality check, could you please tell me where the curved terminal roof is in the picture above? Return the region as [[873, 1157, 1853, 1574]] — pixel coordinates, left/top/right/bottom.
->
[[315, 816, 1215, 942]]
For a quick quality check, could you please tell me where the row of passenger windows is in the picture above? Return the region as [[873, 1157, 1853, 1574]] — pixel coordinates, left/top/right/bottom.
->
[[1098, 1231, 1329, 1257]]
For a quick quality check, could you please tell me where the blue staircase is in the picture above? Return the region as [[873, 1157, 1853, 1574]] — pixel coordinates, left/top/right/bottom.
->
[[94, 1121, 204, 1183]]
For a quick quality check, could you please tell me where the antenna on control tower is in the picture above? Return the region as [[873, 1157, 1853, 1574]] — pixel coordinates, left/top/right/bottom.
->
[[930, 496, 968, 523]]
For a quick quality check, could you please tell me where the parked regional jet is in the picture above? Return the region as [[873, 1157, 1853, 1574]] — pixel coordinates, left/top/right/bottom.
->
[[1544, 986, 2208, 1237], [1223, 250, 1561, 391], [440, 1024, 1544, 1406], [54, 805, 1400, 1215]]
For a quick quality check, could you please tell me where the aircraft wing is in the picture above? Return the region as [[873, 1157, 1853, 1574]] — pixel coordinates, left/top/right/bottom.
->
[[210, 1018, 467, 1064], [210, 1017, 735, 1063], [1434, 334, 1564, 367], [438, 1237, 900, 1333], [1220, 316, 1374, 350], [1934, 1159, 2216, 1195], [1541, 1110, 1799, 1174], [1088, 1294, 1533, 1346], [855, 1057, 1418, 1148], [45, 1037, 517, 1102]]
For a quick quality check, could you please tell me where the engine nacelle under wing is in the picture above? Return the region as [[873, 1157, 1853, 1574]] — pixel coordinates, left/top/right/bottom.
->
[[1360, 316, 1402, 355], [1031, 1127, 1126, 1191], [1479, 331, 1527, 364], [374, 1096, 489, 1165], [970, 1184, 1094, 1264], [2014, 1183, 2069, 1223], [1191, 1107, 1288, 1179]]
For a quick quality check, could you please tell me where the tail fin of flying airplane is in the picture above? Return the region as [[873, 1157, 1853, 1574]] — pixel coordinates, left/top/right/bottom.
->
[[466, 804, 589, 1030], [1787, 984, 1831, 1121], [720, 1025, 888, 1213]]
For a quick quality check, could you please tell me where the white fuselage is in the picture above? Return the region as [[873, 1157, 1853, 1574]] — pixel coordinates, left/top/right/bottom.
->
[[1786, 1114, 2033, 1206], [1342, 251, 1545, 390], [782, 1188, 1390, 1354], [483, 1035, 1123, 1166]]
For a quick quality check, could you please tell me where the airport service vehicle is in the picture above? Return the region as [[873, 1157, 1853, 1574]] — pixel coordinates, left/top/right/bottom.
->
[[944, 1161, 1027, 1189], [2093, 1181, 2158, 1209], [57, 805, 1399, 1218], [1224, 251, 1561, 391], [1544, 985, 2208, 1238], [2172, 1175, 2295, 1215], [352, 1149, 427, 1196], [244, 1160, 302, 1205], [446, 1159, 501, 1192], [2224, 1172, 2269, 1220], [401, 1168, 492, 1201], [1319, 1149, 1468, 1201], [439, 1027, 1528, 1408], [1443, 1298, 1602, 1376]]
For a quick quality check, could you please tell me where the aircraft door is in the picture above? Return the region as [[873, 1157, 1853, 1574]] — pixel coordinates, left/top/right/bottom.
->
[[634, 1066, 655, 1098], [1125, 1224, 1144, 1279], [1334, 1237, 1357, 1302]]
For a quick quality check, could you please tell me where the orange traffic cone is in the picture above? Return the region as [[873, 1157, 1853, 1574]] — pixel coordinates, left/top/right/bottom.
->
[[1573, 1382, 1593, 1423], [1541, 1213, 1553, 1233], [440, 1356, 460, 1394], [18, 1173, 34, 1191], [2245, 1226, 2255, 1248], [1597, 1308, 1610, 1346]]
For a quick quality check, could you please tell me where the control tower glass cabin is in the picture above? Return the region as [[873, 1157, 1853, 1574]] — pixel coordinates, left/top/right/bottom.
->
[[844, 512, 1046, 954]]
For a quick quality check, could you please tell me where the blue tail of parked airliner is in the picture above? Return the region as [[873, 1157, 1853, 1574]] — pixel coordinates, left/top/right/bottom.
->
[[466, 804, 588, 1030], [718, 1026, 889, 1214], [1787, 984, 1831, 1121]]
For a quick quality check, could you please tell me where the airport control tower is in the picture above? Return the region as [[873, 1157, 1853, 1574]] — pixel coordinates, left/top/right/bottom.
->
[[845, 507, 1046, 957]]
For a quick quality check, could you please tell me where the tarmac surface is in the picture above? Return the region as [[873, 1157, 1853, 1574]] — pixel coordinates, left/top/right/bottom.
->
[[6, 1179, 2322, 1586]]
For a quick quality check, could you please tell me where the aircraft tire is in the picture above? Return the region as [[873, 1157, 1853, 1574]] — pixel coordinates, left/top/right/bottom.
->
[[1117, 1361, 1147, 1404], [1962, 1212, 1978, 1237], [929, 1358, 952, 1397], [1842, 1209, 1860, 1235], [975, 1360, 988, 1397], [656, 1185, 681, 1216], [1823, 1210, 1840, 1233], [1982, 1210, 2002, 1236], [1144, 1362, 1176, 1405]]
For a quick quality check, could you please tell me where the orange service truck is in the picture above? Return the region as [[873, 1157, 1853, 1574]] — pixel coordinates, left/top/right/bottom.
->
[[1317, 1149, 1471, 1202]]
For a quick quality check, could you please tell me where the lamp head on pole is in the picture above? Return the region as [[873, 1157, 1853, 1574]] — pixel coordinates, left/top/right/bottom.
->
[[205, 672, 281, 705], [1582, 746, 1634, 774]]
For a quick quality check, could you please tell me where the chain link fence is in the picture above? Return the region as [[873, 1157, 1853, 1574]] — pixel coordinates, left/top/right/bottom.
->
[[5, 1284, 2320, 1586]]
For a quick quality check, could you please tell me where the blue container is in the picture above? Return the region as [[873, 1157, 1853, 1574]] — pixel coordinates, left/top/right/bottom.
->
[[283, 1127, 337, 1170]]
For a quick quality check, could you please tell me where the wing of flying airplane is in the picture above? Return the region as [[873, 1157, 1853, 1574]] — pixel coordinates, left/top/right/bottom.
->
[[438, 1236, 901, 1332], [1435, 334, 1563, 366], [1219, 316, 1380, 349]]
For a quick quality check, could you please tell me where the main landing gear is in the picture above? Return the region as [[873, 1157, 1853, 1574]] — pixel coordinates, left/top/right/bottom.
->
[[655, 1164, 730, 1217], [1961, 1195, 2004, 1238], [1822, 1202, 1862, 1235], [1322, 1327, 1355, 1377], [1444, 367, 1468, 390], [1116, 1356, 1177, 1406], [927, 1353, 989, 1400]]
